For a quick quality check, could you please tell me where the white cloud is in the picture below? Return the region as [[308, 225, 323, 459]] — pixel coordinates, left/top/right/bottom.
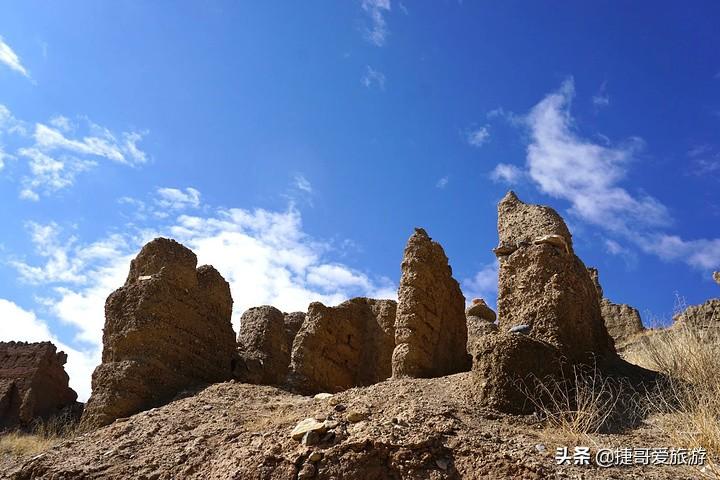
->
[[592, 94, 610, 108], [156, 187, 201, 210], [525, 78, 669, 234], [361, 0, 391, 47], [9, 196, 396, 398], [467, 126, 490, 147], [462, 261, 499, 309], [492, 78, 720, 271], [436, 176, 449, 188], [0, 36, 29, 78], [592, 81, 610, 109], [0, 105, 148, 200], [362, 65, 386, 90], [34, 123, 146, 166], [638, 235, 720, 270], [49, 115, 74, 133], [687, 145, 720, 177], [294, 174, 313, 194], [490, 163, 523, 184]]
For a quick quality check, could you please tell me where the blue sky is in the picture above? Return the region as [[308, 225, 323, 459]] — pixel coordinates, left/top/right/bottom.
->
[[0, 1, 719, 399]]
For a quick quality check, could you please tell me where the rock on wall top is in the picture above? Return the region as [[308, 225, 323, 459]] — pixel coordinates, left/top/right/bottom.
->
[[495, 193, 614, 363], [80, 238, 236, 429], [392, 228, 471, 378], [0, 341, 78, 428], [496, 191, 573, 254], [289, 297, 396, 394]]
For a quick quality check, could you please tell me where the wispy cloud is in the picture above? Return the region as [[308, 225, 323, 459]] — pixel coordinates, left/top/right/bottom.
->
[[156, 187, 201, 210], [294, 174, 313, 194], [687, 144, 720, 177], [0, 105, 148, 200], [592, 81, 610, 109], [496, 78, 720, 271], [525, 78, 668, 234], [466, 125, 490, 147], [361, 0, 391, 47], [362, 65, 386, 90], [436, 176, 449, 189], [0, 36, 30, 78], [490, 163, 523, 184]]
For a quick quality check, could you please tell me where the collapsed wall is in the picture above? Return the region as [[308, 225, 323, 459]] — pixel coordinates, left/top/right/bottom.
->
[[289, 298, 396, 394], [392, 228, 471, 378], [0, 341, 78, 429], [235, 306, 305, 386], [80, 238, 236, 429]]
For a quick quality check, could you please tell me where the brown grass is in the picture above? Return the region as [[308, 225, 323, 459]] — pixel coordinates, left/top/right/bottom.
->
[[522, 363, 640, 446], [632, 322, 720, 475], [0, 413, 78, 458]]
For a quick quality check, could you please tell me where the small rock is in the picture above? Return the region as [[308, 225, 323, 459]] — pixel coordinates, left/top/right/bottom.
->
[[535, 444, 546, 453], [290, 418, 327, 440], [301, 430, 320, 446], [323, 420, 338, 430], [202, 404, 213, 411], [138, 275, 153, 281], [508, 324, 531, 334], [308, 451, 323, 462], [298, 463, 316, 480], [346, 410, 368, 423], [333, 403, 346, 412], [436, 458, 450, 470], [313, 393, 333, 400]]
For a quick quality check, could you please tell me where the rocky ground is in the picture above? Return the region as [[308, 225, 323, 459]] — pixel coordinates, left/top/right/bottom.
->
[[1, 373, 709, 480]]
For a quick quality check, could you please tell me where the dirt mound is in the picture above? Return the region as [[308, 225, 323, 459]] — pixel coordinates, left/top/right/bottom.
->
[[0, 342, 78, 429], [79, 238, 236, 429], [6, 376, 691, 480], [289, 298, 397, 394], [392, 228, 471, 379]]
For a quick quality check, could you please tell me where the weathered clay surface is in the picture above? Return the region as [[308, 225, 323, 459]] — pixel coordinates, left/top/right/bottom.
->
[[472, 334, 562, 414], [80, 238, 236, 429], [495, 191, 572, 256], [466, 298, 496, 322], [7, 376, 687, 480], [235, 306, 291, 386], [392, 228, 471, 378], [289, 298, 397, 394], [0, 342, 77, 429], [466, 316, 499, 367], [673, 299, 720, 329], [283, 311, 306, 345], [494, 192, 614, 363], [588, 267, 645, 347]]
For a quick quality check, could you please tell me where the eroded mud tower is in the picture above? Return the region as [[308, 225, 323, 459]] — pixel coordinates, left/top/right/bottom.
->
[[392, 228, 471, 379], [80, 238, 236, 429]]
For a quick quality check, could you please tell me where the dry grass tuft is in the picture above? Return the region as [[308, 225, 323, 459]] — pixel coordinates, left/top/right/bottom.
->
[[625, 292, 720, 476], [0, 412, 79, 458], [522, 363, 640, 446]]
